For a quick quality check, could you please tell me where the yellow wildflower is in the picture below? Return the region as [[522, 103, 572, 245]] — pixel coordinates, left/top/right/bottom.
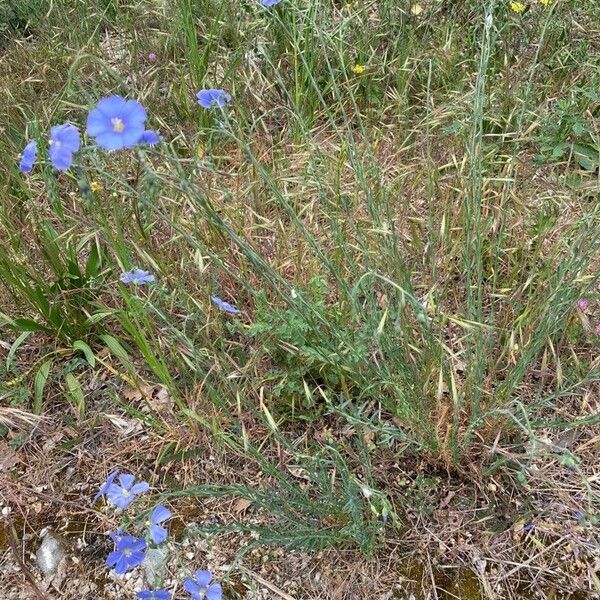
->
[[539, 0, 551, 5], [90, 181, 103, 192], [510, 1, 526, 12], [352, 64, 366, 75], [410, 3, 424, 15]]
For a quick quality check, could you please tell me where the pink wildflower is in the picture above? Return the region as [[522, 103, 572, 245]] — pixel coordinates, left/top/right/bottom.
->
[[577, 298, 590, 311]]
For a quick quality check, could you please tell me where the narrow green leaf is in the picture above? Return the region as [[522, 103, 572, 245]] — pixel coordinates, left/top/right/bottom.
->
[[29, 287, 50, 317], [34, 360, 53, 415], [85, 310, 116, 325], [85, 242, 102, 279], [100, 334, 131, 363], [13, 318, 49, 333], [0, 312, 17, 327], [67, 258, 83, 280], [65, 373, 85, 418], [6, 331, 31, 371], [73, 340, 96, 367]]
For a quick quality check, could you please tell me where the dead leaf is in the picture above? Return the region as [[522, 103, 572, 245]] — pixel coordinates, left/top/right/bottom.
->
[[123, 384, 174, 412], [151, 385, 172, 408], [439, 490, 456, 510], [103, 414, 143, 435], [122, 385, 143, 403], [50, 553, 68, 591], [287, 466, 310, 480], [42, 431, 63, 454], [0, 442, 20, 471], [232, 498, 252, 514]]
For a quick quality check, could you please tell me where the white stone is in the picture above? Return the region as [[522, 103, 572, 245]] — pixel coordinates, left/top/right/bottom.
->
[[35, 532, 66, 576]]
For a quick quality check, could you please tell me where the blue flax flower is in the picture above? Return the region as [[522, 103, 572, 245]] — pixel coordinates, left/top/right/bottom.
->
[[184, 570, 222, 600], [19, 141, 37, 173], [211, 296, 240, 315], [106, 534, 146, 575], [137, 592, 171, 600], [121, 269, 156, 285], [86, 95, 147, 150], [196, 89, 231, 109], [106, 473, 150, 509], [149, 505, 172, 544], [262, 0, 283, 6], [93, 470, 119, 502], [49, 124, 80, 171], [140, 130, 160, 145]]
